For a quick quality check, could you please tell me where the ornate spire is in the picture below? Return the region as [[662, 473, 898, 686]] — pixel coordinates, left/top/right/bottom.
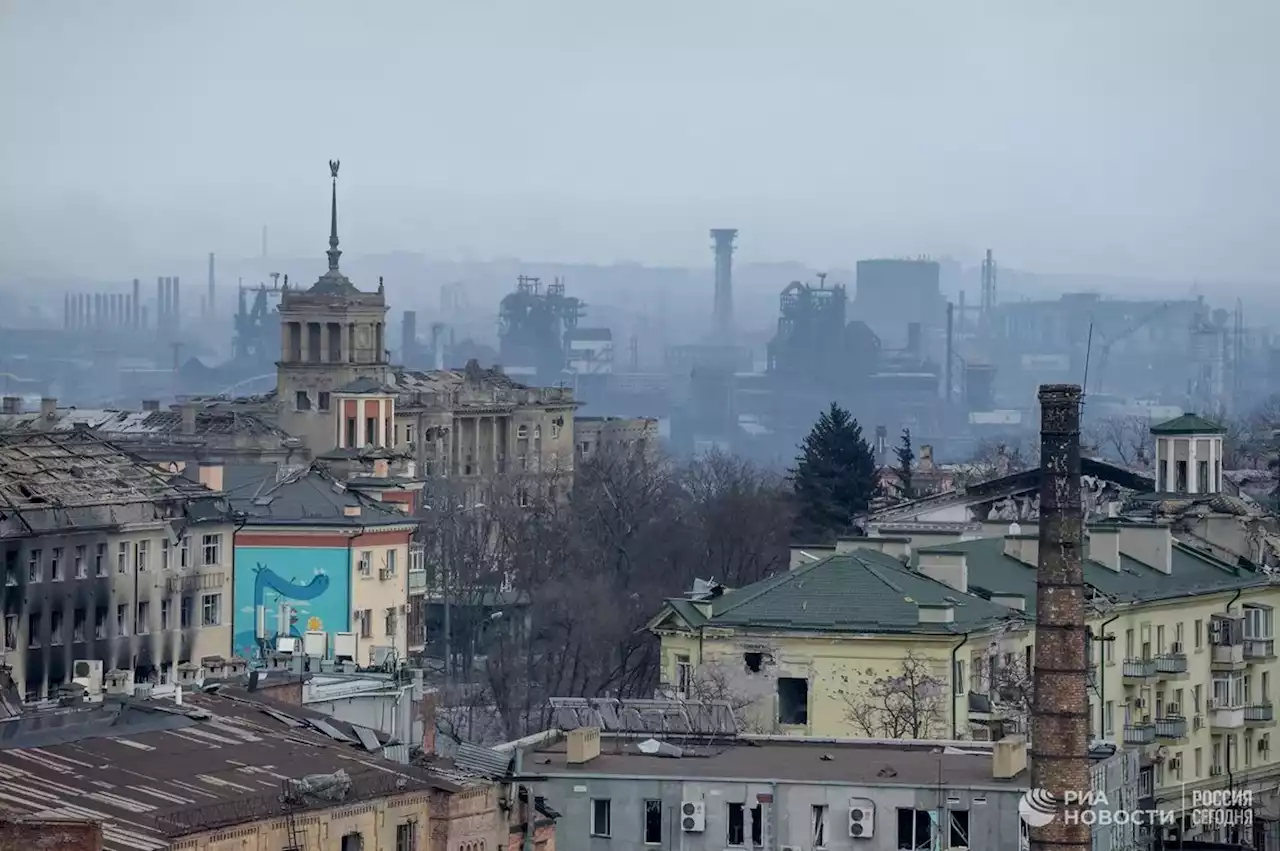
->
[[327, 159, 342, 271]]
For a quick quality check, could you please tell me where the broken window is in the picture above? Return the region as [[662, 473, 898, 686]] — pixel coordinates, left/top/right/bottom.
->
[[27, 613, 40, 647], [750, 804, 763, 846], [3, 550, 16, 586], [202, 534, 221, 566], [50, 548, 62, 581], [675, 655, 692, 697], [50, 610, 63, 645], [117, 604, 128, 636], [1176, 460, 1187, 492], [340, 832, 363, 851], [117, 542, 128, 574], [136, 540, 149, 572], [161, 539, 170, 570], [896, 808, 933, 850], [948, 810, 969, 848], [3, 615, 16, 651], [73, 608, 85, 643], [161, 599, 171, 630], [318, 391, 331, 411], [180, 537, 190, 569], [395, 822, 417, 851], [201, 593, 221, 626], [643, 799, 662, 844], [777, 677, 809, 725], [744, 652, 763, 673], [366, 417, 377, 446], [137, 601, 150, 634], [590, 799, 611, 837], [74, 545, 87, 578], [727, 802, 745, 846], [180, 596, 193, 628], [28, 549, 41, 582], [811, 805, 827, 848], [346, 417, 357, 448], [95, 606, 107, 639]]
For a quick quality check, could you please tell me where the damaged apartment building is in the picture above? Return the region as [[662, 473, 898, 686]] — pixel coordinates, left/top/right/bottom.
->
[[0, 431, 234, 701]]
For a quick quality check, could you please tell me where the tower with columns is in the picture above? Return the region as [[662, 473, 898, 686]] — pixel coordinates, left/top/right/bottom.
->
[[1151, 413, 1225, 494], [276, 160, 391, 452]]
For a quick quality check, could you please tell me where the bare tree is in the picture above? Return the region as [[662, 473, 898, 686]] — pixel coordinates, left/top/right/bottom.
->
[[842, 651, 948, 739], [953, 439, 1034, 489], [675, 658, 769, 733], [1084, 415, 1153, 469]]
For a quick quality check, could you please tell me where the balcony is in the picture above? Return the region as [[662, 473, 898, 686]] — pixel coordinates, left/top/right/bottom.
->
[[1209, 699, 1245, 729], [1123, 658, 1157, 681], [1124, 722, 1156, 745], [1245, 704, 1276, 726], [1211, 643, 1245, 670], [1154, 716, 1188, 740], [1154, 653, 1189, 678], [408, 570, 428, 592], [1244, 639, 1276, 660]]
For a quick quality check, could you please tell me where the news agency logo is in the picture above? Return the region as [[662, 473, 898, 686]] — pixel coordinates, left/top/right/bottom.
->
[[1018, 789, 1057, 827]]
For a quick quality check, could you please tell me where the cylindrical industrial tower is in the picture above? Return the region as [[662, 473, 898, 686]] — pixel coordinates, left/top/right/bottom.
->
[[1030, 383, 1090, 851], [172, 275, 181, 324], [132, 278, 141, 328], [207, 253, 216, 319], [156, 277, 165, 326], [710, 228, 738, 341]]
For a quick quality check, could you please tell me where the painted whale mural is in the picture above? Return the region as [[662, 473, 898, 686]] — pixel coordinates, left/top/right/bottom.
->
[[232, 546, 349, 660]]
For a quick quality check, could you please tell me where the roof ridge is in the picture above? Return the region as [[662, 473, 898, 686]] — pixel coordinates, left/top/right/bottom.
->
[[712, 558, 828, 616]]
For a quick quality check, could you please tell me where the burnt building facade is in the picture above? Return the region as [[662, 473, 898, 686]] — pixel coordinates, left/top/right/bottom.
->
[[0, 432, 234, 701]]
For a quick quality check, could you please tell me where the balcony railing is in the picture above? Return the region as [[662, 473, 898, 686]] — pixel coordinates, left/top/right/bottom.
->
[[1154, 716, 1187, 739], [1212, 643, 1245, 667], [1123, 658, 1156, 678], [1155, 653, 1188, 675], [1124, 723, 1156, 745], [1244, 639, 1276, 660], [1245, 704, 1275, 723]]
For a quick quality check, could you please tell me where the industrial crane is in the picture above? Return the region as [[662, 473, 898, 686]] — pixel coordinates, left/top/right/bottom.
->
[[1086, 302, 1172, 396]]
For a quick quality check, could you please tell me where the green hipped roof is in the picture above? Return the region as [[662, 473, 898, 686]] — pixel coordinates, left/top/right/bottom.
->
[[914, 536, 1260, 615], [654, 550, 1024, 636], [1150, 413, 1225, 435]]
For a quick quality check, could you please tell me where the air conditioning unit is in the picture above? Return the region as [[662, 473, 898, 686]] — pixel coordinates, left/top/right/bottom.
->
[[848, 798, 875, 839], [72, 659, 103, 700], [379, 567, 394, 580], [971, 726, 992, 742], [680, 801, 705, 833]]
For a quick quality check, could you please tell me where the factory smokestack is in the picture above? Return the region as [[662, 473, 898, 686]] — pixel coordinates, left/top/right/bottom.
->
[[402, 310, 418, 365], [1030, 383, 1089, 851], [63, 294, 71, 330], [945, 302, 954, 404], [132, 278, 141, 328], [710, 228, 738, 341], [207, 253, 216, 318], [172, 276, 181, 324], [156, 277, 165, 326]]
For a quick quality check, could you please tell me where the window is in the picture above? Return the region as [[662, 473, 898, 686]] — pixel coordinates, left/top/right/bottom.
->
[[1139, 767, 1154, 797], [1195, 619, 1204, 649], [590, 799, 611, 837], [1124, 628, 1134, 657], [385, 607, 398, 637], [1244, 605, 1273, 639], [340, 833, 363, 851], [643, 799, 662, 844], [1105, 700, 1114, 735], [94, 543, 106, 576], [318, 392, 331, 411], [744, 652, 763, 673], [72, 608, 85, 643], [74, 545, 86, 579], [750, 804, 763, 847], [359, 551, 372, 577], [1194, 684, 1202, 713], [201, 593, 221, 626], [1176, 460, 1187, 492], [1175, 621, 1185, 648], [1198, 460, 1209, 492], [948, 810, 970, 848], [50, 548, 63, 581], [27, 613, 40, 647], [1157, 624, 1165, 653], [295, 390, 311, 411], [117, 603, 128, 636], [365, 417, 377, 446], [136, 540, 149, 572], [777, 677, 809, 725], [180, 596, 193, 628], [395, 822, 417, 851], [897, 808, 932, 851], [517, 424, 529, 439], [727, 802, 745, 846], [201, 534, 221, 566], [94, 606, 107, 639], [49, 610, 63, 645], [811, 804, 827, 848], [117, 542, 128, 573], [3, 551, 16, 586], [161, 599, 171, 630], [675, 655, 692, 697], [180, 536, 191, 569], [137, 601, 150, 634], [161, 538, 170, 570], [345, 417, 357, 448], [953, 659, 965, 695], [3, 615, 15, 651], [28, 549, 42, 582], [385, 549, 397, 576]]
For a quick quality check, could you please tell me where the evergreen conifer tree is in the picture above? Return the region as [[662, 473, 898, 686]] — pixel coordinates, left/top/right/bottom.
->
[[791, 403, 876, 538]]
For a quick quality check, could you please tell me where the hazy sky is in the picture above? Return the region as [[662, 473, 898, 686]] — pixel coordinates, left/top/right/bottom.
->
[[1, 1, 1276, 282]]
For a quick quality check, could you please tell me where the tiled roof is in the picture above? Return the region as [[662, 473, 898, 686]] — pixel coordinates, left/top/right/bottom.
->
[[1150, 413, 1225, 435], [224, 464, 411, 527], [658, 550, 1024, 635], [0, 407, 286, 438], [914, 535, 1259, 614]]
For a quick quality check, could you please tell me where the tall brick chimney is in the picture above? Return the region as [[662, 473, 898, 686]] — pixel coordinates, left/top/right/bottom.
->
[[1031, 384, 1090, 851]]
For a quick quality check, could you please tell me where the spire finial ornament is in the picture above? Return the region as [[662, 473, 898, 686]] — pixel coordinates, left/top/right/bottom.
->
[[378, 276, 385, 294], [326, 159, 342, 272]]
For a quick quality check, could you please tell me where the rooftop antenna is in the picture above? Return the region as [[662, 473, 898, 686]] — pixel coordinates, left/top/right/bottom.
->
[[816, 271, 828, 290]]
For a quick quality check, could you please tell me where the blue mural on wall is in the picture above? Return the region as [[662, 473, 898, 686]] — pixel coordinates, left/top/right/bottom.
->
[[233, 546, 350, 661]]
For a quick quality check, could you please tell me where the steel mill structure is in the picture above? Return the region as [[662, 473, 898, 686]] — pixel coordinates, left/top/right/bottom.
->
[[1031, 383, 1090, 851]]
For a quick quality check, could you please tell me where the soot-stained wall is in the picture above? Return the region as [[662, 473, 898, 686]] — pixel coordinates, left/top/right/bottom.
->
[[232, 545, 350, 661]]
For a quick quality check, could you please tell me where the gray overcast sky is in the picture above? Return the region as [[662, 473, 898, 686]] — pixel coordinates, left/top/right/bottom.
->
[[1, 0, 1276, 282]]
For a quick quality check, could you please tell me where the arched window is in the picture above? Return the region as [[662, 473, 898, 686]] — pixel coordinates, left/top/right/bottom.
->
[[517, 425, 529, 439]]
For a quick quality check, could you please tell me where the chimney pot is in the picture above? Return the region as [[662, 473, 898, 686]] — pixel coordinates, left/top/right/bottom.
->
[[0, 396, 19, 415], [198, 461, 224, 493], [39, 397, 57, 421], [180, 403, 197, 435]]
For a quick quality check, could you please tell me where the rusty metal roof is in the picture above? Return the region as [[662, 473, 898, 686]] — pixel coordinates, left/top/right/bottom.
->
[[0, 689, 457, 851]]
